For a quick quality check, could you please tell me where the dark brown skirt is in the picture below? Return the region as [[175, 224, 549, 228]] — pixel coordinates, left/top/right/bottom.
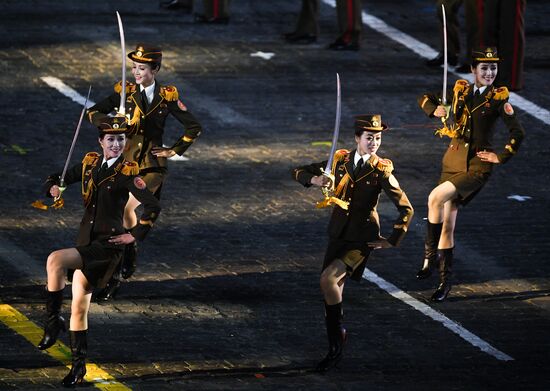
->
[[75, 240, 124, 288], [323, 238, 372, 281], [440, 170, 491, 206]]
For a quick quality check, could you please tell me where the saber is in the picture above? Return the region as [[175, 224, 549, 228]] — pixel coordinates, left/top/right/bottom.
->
[[316, 73, 348, 210], [53, 86, 92, 205], [116, 11, 127, 117], [441, 4, 448, 106], [59, 86, 92, 190], [321, 73, 341, 190]]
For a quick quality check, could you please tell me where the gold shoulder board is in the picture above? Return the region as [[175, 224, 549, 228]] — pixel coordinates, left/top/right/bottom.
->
[[453, 79, 469, 93], [82, 152, 100, 165], [121, 161, 140, 176], [160, 86, 179, 101], [376, 157, 394, 174], [493, 86, 509, 100], [114, 81, 136, 94]]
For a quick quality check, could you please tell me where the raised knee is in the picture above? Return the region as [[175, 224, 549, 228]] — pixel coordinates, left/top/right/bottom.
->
[[46, 252, 62, 271]]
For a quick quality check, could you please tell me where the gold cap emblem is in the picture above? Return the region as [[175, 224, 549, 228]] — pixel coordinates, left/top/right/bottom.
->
[[113, 123, 119, 129], [372, 120, 379, 127], [136, 50, 143, 57]]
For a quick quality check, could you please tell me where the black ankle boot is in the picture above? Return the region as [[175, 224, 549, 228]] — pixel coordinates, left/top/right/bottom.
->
[[417, 222, 443, 279], [121, 240, 138, 279], [38, 288, 66, 350], [317, 302, 346, 372], [62, 330, 87, 387], [431, 248, 454, 302]]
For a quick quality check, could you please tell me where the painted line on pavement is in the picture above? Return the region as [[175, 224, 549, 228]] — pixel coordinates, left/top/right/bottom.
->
[[362, 268, 514, 361], [0, 303, 131, 390], [321, 0, 550, 126]]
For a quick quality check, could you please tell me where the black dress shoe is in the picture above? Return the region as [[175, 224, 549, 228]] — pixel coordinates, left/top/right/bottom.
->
[[284, 32, 317, 44], [93, 279, 121, 302], [194, 13, 229, 24], [431, 282, 451, 302], [328, 38, 359, 51], [426, 55, 457, 67]]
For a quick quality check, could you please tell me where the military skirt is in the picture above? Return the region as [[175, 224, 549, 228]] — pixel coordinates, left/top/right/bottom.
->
[[440, 153, 492, 206], [75, 240, 124, 288], [323, 238, 372, 282]]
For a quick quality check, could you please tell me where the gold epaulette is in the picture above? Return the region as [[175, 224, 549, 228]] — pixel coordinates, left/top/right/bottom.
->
[[114, 81, 137, 94], [121, 161, 140, 176], [376, 157, 394, 174], [334, 149, 350, 161], [493, 86, 509, 100], [82, 152, 100, 165], [160, 86, 179, 101], [454, 79, 469, 94]]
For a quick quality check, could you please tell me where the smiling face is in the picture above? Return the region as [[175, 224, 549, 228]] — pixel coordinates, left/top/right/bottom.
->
[[473, 62, 498, 88], [99, 134, 126, 160], [355, 131, 382, 156], [131, 61, 157, 87]]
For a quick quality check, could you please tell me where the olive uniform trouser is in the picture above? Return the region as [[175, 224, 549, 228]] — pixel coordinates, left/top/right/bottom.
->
[[335, 0, 362, 43], [202, 0, 230, 19]]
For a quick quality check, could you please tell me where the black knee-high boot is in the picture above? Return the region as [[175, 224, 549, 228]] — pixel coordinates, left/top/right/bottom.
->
[[431, 248, 453, 302], [62, 330, 87, 387], [417, 222, 443, 279], [38, 288, 66, 350], [317, 302, 346, 372]]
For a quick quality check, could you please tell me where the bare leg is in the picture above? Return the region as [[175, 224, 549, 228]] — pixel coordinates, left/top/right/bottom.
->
[[439, 199, 459, 249], [320, 259, 347, 305], [70, 270, 93, 331], [46, 248, 83, 291], [427, 181, 458, 224], [123, 193, 141, 230]]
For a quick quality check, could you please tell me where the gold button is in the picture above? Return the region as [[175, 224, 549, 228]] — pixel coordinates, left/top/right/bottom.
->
[[465, 143, 469, 147], [403, 216, 408, 222], [350, 184, 354, 188], [138, 143, 142, 147]]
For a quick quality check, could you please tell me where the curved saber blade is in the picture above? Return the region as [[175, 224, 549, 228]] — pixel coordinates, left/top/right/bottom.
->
[[324, 73, 342, 174], [441, 4, 448, 105], [116, 11, 127, 116], [59, 86, 92, 190]]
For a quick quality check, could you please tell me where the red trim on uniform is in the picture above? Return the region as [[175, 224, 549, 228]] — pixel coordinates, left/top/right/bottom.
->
[[477, 0, 484, 47], [213, 0, 219, 19], [344, 0, 354, 43], [511, 0, 523, 89]]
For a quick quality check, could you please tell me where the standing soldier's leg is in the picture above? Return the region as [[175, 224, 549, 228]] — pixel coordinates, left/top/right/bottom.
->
[[464, 0, 483, 63], [495, 0, 525, 90], [285, 0, 319, 43], [427, 0, 462, 66], [329, 0, 362, 51], [196, 0, 230, 23]]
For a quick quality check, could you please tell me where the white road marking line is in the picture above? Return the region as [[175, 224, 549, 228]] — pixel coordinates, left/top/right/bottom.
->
[[41, 76, 95, 107], [321, 0, 550, 125], [362, 268, 514, 361], [41, 76, 187, 162]]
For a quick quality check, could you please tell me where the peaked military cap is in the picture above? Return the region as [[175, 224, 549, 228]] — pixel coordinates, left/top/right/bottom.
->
[[354, 114, 389, 133], [127, 44, 162, 64], [472, 47, 500, 63], [97, 115, 129, 135]]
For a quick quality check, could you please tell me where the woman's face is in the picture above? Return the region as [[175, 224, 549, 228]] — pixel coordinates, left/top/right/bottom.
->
[[131, 61, 156, 87], [473, 62, 498, 88], [355, 131, 382, 156], [99, 134, 126, 160]]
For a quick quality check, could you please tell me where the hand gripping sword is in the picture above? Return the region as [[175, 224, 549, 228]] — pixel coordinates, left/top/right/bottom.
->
[[52, 86, 92, 208], [316, 73, 349, 210], [116, 11, 127, 118]]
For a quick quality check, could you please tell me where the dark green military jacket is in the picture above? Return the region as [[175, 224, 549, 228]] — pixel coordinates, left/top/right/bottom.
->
[[45, 153, 161, 247], [418, 80, 525, 174], [293, 149, 414, 247], [87, 81, 202, 173]]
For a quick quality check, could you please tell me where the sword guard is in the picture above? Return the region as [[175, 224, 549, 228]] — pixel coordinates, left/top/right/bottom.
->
[[320, 168, 335, 192]]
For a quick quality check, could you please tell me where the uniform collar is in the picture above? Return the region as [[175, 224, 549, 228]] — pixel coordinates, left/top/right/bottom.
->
[[354, 150, 371, 166]]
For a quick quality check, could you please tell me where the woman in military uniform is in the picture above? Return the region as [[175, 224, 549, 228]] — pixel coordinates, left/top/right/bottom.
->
[[417, 47, 525, 302], [292, 115, 413, 372], [37, 117, 161, 386], [87, 44, 202, 298]]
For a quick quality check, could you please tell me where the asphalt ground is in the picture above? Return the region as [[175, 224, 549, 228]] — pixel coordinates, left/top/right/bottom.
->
[[1, 0, 549, 389]]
